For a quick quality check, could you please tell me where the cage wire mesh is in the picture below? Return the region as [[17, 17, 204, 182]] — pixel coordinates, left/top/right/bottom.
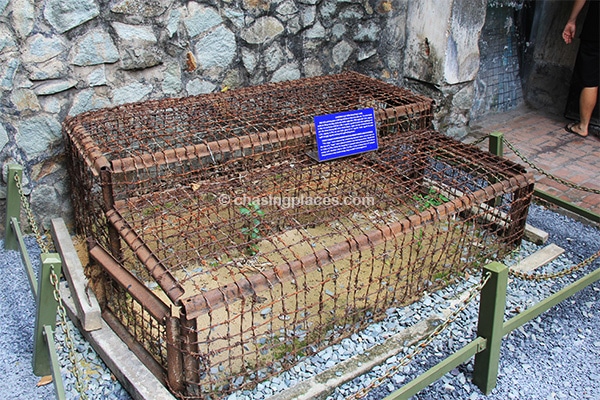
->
[[63, 72, 534, 399], [63, 71, 432, 252]]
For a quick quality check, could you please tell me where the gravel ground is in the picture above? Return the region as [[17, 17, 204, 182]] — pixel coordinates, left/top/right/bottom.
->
[[0, 236, 129, 400], [1, 202, 598, 400]]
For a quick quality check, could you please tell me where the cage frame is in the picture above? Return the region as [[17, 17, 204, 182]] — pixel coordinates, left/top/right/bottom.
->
[[62, 72, 535, 398]]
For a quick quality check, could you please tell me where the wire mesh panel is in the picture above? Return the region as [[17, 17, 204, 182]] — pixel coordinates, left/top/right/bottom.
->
[[84, 240, 173, 384], [63, 71, 433, 253], [63, 72, 534, 399]]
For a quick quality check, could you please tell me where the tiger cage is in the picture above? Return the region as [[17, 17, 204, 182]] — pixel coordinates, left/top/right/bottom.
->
[[62, 72, 534, 399]]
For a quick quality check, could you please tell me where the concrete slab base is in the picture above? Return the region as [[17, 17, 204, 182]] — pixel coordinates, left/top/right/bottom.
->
[[512, 243, 565, 273]]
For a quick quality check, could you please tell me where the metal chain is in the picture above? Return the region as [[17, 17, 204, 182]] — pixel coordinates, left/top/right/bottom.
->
[[467, 135, 489, 147], [503, 138, 600, 194], [510, 248, 600, 281], [348, 272, 492, 399], [13, 174, 51, 253], [14, 174, 89, 398], [50, 267, 89, 400]]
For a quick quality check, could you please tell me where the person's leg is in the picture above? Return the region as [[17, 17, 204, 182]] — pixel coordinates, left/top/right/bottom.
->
[[568, 86, 599, 137], [566, 40, 599, 137]]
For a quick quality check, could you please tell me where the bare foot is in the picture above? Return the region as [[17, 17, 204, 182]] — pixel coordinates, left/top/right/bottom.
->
[[565, 122, 588, 137]]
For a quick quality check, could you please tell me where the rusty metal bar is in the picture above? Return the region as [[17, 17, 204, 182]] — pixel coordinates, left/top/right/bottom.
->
[[88, 241, 170, 322], [105, 208, 185, 302], [62, 124, 111, 176], [505, 182, 536, 246], [100, 166, 123, 261], [111, 124, 314, 174], [180, 311, 200, 396], [375, 101, 432, 123], [166, 316, 184, 394]]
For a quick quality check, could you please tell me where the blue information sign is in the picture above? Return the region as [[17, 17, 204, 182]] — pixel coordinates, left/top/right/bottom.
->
[[314, 108, 378, 162]]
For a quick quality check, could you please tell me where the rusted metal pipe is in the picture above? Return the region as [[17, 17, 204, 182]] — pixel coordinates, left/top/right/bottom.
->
[[62, 123, 111, 176], [100, 166, 123, 261], [105, 208, 185, 302], [166, 315, 184, 394], [179, 311, 200, 397], [88, 241, 171, 322], [111, 124, 313, 174], [505, 182, 536, 245]]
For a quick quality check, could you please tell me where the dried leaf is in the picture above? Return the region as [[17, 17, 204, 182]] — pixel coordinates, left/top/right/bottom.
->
[[186, 52, 197, 72], [37, 375, 52, 387]]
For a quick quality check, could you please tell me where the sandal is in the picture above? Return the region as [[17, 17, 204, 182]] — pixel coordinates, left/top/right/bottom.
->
[[564, 122, 588, 137]]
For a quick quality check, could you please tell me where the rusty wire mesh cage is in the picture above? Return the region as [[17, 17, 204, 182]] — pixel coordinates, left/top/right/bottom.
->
[[63, 71, 433, 252], [63, 72, 534, 399]]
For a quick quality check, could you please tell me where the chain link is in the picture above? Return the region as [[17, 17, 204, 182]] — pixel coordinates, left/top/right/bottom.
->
[[502, 138, 600, 194], [467, 135, 489, 147], [13, 174, 51, 253], [50, 267, 89, 400], [347, 272, 492, 399], [510, 249, 600, 281]]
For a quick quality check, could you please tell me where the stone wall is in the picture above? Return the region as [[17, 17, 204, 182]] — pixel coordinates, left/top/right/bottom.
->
[[0, 0, 488, 230]]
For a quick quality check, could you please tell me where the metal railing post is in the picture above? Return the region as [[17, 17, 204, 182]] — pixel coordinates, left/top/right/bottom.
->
[[488, 132, 504, 157], [487, 132, 504, 208], [181, 311, 201, 396], [100, 166, 123, 262], [32, 253, 62, 376], [5, 164, 23, 250], [472, 261, 508, 394], [43, 325, 66, 400]]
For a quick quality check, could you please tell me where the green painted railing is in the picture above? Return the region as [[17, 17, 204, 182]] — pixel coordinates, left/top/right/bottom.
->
[[385, 259, 599, 400], [4, 164, 66, 400], [383, 132, 600, 399]]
